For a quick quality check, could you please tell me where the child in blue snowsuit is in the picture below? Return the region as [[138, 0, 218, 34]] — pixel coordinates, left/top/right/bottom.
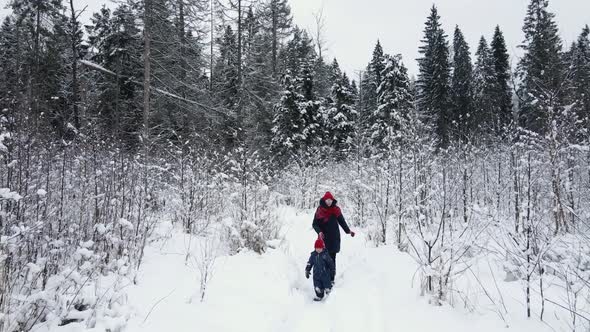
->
[[305, 237, 335, 301]]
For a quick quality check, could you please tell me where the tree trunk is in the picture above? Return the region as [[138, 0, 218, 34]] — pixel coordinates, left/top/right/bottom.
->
[[496, 160, 501, 213], [69, 0, 80, 129], [526, 224, 531, 318], [210, 0, 214, 90], [33, 5, 41, 127], [526, 152, 531, 231], [525, 151, 532, 318], [397, 152, 403, 247], [177, 0, 187, 99], [142, 0, 153, 146], [271, 0, 277, 76], [237, 0, 242, 84], [463, 165, 468, 224], [512, 150, 520, 233]]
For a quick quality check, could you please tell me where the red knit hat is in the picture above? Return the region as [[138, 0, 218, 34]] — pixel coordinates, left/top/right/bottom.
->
[[322, 191, 335, 201], [314, 237, 325, 249]]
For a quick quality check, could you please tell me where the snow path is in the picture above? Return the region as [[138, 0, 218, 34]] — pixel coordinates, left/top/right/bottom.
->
[[123, 206, 552, 332]]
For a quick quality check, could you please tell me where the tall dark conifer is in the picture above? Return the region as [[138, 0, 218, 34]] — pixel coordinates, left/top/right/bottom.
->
[[417, 5, 452, 147], [372, 54, 413, 150], [490, 26, 513, 134], [87, 4, 143, 145], [473, 37, 496, 135], [517, 0, 564, 133], [568, 26, 590, 132], [360, 40, 385, 116], [450, 26, 474, 140]]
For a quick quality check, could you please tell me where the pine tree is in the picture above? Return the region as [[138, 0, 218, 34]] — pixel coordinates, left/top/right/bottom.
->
[[0, 17, 20, 131], [568, 25, 590, 132], [417, 5, 452, 147], [10, 0, 65, 132], [270, 72, 300, 158], [271, 28, 322, 161], [328, 58, 343, 85], [372, 54, 413, 150], [360, 40, 385, 117], [313, 57, 331, 99], [270, 66, 320, 161], [279, 27, 315, 79], [86, 4, 143, 145], [146, 0, 183, 141], [262, 0, 292, 76], [214, 25, 241, 147], [323, 70, 357, 158], [517, 0, 565, 133], [43, 12, 71, 134], [450, 25, 474, 140], [63, 0, 86, 130], [473, 37, 496, 136], [298, 61, 322, 150], [490, 25, 513, 134], [241, 6, 277, 151]]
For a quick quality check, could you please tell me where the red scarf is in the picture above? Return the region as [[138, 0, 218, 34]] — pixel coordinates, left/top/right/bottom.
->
[[315, 205, 342, 222]]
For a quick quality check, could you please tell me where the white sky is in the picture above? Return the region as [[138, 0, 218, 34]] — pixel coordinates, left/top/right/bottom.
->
[[1, 0, 589, 77]]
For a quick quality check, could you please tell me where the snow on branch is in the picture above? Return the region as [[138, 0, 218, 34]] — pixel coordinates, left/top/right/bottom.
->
[[78, 60, 222, 114]]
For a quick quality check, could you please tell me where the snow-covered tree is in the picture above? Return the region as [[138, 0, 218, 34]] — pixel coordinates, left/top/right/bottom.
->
[[371, 54, 413, 150], [450, 26, 474, 140], [517, 0, 565, 134], [322, 69, 357, 159], [567, 25, 590, 133], [360, 40, 386, 119], [490, 26, 513, 135], [417, 5, 452, 147], [86, 4, 144, 145], [473, 37, 496, 136]]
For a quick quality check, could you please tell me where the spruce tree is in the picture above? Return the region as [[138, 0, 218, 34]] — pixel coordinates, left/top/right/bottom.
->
[[360, 40, 385, 116], [279, 27, 315, 79], [568, 26, 590, 132], [323, 70, 356, 158], [43, 12, 70, 134], [372, 54, 413, 150], [0, 16, 24, 153], [417, 5, 452, 147], [270, 71, 301, 159], [214, 25, 241, 147], [270, 66, 321, 162], [473, 37, 496, 136], [271, 28, 321, 162], [262, 0, 293, 76], [517, 0, 564, 133], [450, 25, 474, 140], [313, 57, 331, 99], [329, 59, 342, 82], [86, 4, 143, 145], [10, 0, 65, 132], [242, 6, 279, 152], [0, 17, 19, 130], [490, 26, 513, 134]]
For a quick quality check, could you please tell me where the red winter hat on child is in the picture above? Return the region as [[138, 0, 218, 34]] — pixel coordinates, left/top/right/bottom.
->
[[322, 191, 335, 201], [314, 237, 325, 249]]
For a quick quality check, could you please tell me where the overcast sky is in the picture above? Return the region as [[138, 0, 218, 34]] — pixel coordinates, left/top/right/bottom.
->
[[1, 0, 589, 77]]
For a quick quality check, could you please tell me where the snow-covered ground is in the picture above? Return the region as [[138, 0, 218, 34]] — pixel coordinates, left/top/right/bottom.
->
[[108, 206, 556, 332]]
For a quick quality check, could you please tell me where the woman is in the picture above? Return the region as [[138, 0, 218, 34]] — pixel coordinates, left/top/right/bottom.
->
[[312, 191, 355, 285]]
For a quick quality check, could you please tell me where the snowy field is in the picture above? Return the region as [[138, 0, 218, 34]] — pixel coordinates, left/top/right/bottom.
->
[[46, 205, 571, 332]]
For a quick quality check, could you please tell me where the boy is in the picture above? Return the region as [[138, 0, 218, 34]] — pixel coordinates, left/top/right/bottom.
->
[[305, 236, 335, 301]]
